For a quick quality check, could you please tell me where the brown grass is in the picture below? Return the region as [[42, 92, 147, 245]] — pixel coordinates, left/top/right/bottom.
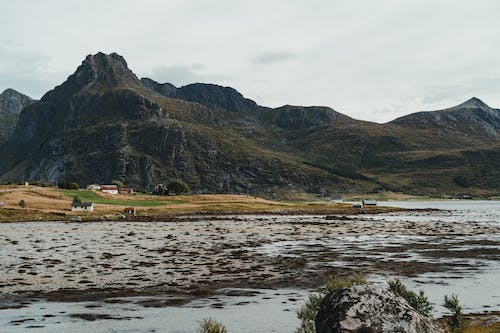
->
[[0, 185, 401, 222], [465, 322, 500, 333]]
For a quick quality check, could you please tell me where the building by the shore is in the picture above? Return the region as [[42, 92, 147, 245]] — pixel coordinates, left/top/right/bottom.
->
[[124, 207, 136, 215], [71, 202, 94, 212], [331, 194, 343, 203]]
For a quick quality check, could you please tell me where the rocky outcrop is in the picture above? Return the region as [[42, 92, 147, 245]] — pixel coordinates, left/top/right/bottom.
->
[[315, 285, 445, 333], [0, 89, 35, 143]]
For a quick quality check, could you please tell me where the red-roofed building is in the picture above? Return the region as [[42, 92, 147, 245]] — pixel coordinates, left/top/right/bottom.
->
[[101, 185, 118, 195], [124, 207, 136, 215]]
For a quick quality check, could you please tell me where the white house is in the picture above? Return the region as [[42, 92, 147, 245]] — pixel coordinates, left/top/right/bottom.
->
[[101, 185, 118, 195], [71, 202, 94, 212], [331, 194, 343, 204], [362, 199, 377, 206], [0, 201, 5, 208]]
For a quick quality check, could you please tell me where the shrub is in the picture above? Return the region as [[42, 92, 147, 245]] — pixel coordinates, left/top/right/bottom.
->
[[388, 279, 433, 317], [59, 181, 79, 190], [72, 195, 82, 203], [153, 183, 169, 195], [444, 294, 468, 333], [322, 273, 367, 293], [198, 318, 227, 333], [18, 200, 26, 208], [111, 180, 124, 192], [296, 274, 367, 333], [167, 180, 190, 194], [453, 176, 471, 188]]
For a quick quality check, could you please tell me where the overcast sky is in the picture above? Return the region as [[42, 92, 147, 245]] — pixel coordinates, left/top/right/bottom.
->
[[1, 0, 500, 122]]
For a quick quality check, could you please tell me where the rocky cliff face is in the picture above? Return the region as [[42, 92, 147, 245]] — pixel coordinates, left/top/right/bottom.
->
[[315, 285, 445, 333], [0, 89, 35, 143], [0, 53, 355, 193]]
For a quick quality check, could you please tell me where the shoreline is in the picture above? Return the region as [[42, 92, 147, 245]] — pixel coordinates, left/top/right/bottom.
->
[[0, 206, 410, 223]]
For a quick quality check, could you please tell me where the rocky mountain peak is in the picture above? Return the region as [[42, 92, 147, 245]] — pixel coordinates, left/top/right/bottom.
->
[[69, 52, 140, 89], [450, 97, 491, 111]]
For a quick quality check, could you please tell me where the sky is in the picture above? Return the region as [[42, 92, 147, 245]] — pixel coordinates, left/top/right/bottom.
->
[[1, 0, 500, 122]]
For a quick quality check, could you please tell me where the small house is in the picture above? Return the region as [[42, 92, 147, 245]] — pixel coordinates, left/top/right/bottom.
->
[[121, 187, 134, 194], [0, 201, 5, 208], [87, 184, 101, 190], [101, 185, 118, 195], [124, 207, 136, 215], [71, 202, 94, 212], [362, 199, 377, 206], [331, 194, 343, 204]]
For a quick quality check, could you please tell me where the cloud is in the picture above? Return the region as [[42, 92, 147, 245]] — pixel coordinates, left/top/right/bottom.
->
[[251, 51, 296, 65], [0, 45, 65, 99], [149, 63, 233, 86]]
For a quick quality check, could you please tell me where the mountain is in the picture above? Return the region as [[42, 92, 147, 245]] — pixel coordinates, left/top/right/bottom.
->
[[0, 52, 499, 197], [390, 97, 500, 138], [0, 89, 35, 143], [0, 52, 365, 194]]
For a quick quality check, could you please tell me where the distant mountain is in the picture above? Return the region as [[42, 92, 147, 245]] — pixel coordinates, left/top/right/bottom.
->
[[0, 52, 499, 196], [390, 97, 500, 137], [0, 89, 35, 143]]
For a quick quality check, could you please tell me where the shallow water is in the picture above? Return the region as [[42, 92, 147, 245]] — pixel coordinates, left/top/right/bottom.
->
[[1, 200, 499, 332], [0, 288, 309, 333]]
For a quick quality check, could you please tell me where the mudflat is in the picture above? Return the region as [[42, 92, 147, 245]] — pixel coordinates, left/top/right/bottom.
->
[[1, 211, 499, 303]]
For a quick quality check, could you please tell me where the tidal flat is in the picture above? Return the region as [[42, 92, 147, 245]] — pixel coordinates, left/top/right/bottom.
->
[[1, 201, 499, 332]]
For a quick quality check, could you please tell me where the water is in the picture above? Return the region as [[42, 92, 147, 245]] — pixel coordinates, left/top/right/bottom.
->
[[1, 200, 499, 332], [0, 289, 309, 333]]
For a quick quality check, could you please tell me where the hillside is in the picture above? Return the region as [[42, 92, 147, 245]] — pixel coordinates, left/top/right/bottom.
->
[[0, 88, 35, 144], [0, 52, 499, 197]]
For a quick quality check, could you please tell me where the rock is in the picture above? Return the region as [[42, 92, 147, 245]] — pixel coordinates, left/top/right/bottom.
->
[[70, 216, 83, 222], [315, 285, 445, 333]]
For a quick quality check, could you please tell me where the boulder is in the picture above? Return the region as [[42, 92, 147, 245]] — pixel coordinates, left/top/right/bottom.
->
[[315, 285, 445, 333]]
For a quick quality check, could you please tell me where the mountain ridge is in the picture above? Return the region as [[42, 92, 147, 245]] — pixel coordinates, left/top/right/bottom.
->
[[0, 52, 499, 197], [390, 97, 500, 138]]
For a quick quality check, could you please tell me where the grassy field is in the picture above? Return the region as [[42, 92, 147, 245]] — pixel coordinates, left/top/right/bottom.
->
[[60, 189, 185, 206], [0, 185, 402, 222]]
